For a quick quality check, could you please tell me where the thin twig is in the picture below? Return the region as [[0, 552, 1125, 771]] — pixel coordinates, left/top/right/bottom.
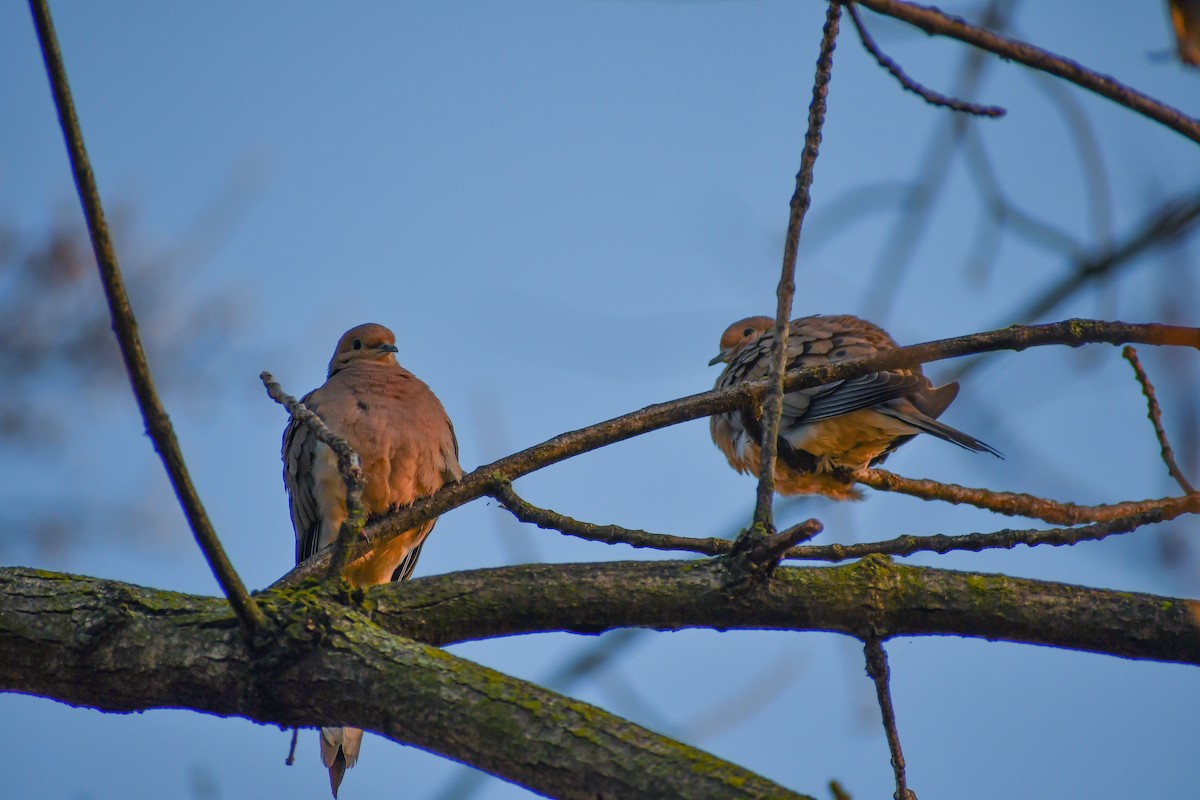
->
[[1012, 190, 1200, 326], [752, 0, 841, 534], [856, 0, 1200, 145], [846, 2, 1004, 117], [863, 638, 915, 800], [284, 728, 299, 766], [1122, 347, 1196, 494], [28, 0, 263, 631], [491, 480, 741, 556], [274, 318, 1200, 586], [260, 372, 366, 580], [949, 188, 1200, 382], [494, 479, 1192, 562], [859, 469, 1189, 525], [864, 0, 1012, 321], [787, 500, 1197, 562]]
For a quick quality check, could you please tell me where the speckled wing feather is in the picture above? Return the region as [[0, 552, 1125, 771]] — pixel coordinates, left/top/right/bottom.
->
[[719, 315, 927, 427], [709, 314, 999, 499]]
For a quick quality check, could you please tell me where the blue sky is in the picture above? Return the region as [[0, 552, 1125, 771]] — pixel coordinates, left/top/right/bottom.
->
[[2, 2, 1199, 798]]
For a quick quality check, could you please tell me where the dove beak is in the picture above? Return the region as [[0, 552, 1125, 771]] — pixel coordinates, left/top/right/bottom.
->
[[708, 351, 728, 367], [380, 344, 399, 353]]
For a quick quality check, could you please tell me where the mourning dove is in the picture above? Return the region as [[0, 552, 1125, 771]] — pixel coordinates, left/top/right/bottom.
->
[[282, 323, 461, 797], [709, 315, 1000, 500]]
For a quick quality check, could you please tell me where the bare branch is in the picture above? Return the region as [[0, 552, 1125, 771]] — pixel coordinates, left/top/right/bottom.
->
[[490, 480, 743, 556], [863, 0, 1011, 320], [856, 0, 1200, 144], [12, 554, 1200, 668], [754, 0, 842, 533], [487, 480, 1190, 565], [27, 0, 262, 631], [1122, 347, 1196, 494], [859, 470, 1194, 525], [1011, 190, 1200, 326], [259, 372, 366, 579], [863, 638, 915, 800], [846, 1, 1004, 117], [370, 557, 1200, 664], [946, 189, 1200, 383], [274, 318, 1200, 586], [284, 728, 299, 766], [787, 500, 1197, 562], [0, 568, 812, 800]]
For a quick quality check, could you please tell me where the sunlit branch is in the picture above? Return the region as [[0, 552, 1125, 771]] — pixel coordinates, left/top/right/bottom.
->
[[274, 318, 1200, 586]]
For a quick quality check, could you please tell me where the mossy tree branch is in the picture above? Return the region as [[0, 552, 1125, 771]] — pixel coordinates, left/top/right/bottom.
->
[[0, 566, 811, 800], [7, 556, 1199, 687], [7, 554, 1198, 796]]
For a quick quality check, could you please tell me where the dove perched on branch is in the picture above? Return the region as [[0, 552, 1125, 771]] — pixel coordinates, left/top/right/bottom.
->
[[709, 315, 1000, 500], [282, 322, 461, 796]]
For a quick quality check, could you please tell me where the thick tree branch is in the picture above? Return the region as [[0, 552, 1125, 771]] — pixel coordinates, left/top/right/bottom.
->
[[28, 0, 263, 631], [275, 318, 1199, 586], [0, 568, 811, 800], [854, 0, 1200, 144], [13, 552, 1194, 671], [5, 558, 1197, 791], [367, 558, 1200, 664]]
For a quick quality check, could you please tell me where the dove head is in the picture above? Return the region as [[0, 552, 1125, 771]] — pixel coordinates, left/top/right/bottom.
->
[[327, 323, 399, 376], [709, 316, 774, 366]]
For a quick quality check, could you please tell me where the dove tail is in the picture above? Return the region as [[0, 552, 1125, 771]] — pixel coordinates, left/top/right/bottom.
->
[[883, 410, 1004, 458]]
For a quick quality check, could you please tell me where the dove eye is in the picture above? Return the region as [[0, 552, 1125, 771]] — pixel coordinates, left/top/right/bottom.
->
[[351, 339, 362, 350], [743, 327, 755, 337]]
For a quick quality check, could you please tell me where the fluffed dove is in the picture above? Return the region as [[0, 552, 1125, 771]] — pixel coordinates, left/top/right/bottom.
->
[[282, 322, 461, 796], [709, 315, 999, 500]]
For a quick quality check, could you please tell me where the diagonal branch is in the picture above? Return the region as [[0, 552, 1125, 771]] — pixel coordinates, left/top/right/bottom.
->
[[491, 479, 744, 555], [855, 0, 1200, 144], [273, 318, 1200, 586], [858, 470, 1192, 525], [846, 1, 1004, 117], [27, 0, 263, 632], [1010, 189, 1200, 326], [753, 0, 841, 534], [1122, 347, 1196, 494], [260, 372, 366, 579]]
